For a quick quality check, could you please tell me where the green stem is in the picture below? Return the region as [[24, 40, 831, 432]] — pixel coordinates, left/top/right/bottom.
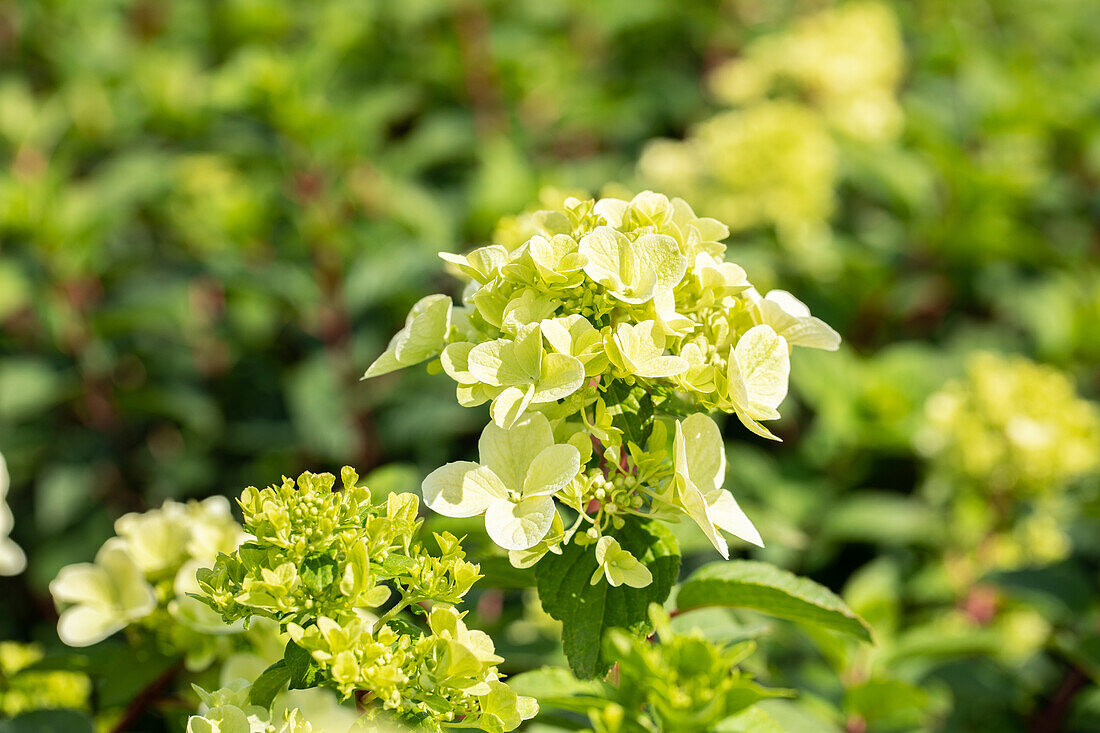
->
[[372, 597, 411, 633]]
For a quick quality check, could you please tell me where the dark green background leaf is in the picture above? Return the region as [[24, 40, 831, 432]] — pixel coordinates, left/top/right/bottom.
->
[[677, 561, 874, 643], [535, 516, 681, 678]]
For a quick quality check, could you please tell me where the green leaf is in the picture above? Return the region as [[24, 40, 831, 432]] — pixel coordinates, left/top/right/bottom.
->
[[983, 561, 1094, 621], [603, 379, 654, 446], [677, 561, 874, 643], [381, 554, 419, 575], [477, 555, 537, 589], [534, 516, 680, 678], [715, 706, 786, 733], [284, 640, 324, 690], [81, 641, 179, 709], [0, 710, 94, 733], [822, 492, 944, 547], [844, 678, 932, 728], [0, 358, 63, 420], [507, 667, 614, 714], [248, 660, 291, 708], [300, 557, 336, 597]]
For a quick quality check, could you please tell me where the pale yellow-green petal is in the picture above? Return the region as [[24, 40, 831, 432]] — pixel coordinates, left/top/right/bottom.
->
[[733, 325, 790, 412], [50, 563, 112, 607], [704, 489, 764, 548], [490, 385, 533, 428], [57, 605, 127, 647], [531, 353, 584, 403], [484, 496, 556, 552], [391, 294, 451, 364], [96, 541, 157, 615], [440, 342, 475, 383], [629, 233, 686, 292], [362, 348, 405, 379], [477, 414, 555, 492], [522, 444, 580, 498], [578, 226, 628, 291], [680, 413, 726, 493], [422, 462, 506, 518], [679, 479, 729, 559], [610, 554, 653, 589], [468, 340, 528, 388]]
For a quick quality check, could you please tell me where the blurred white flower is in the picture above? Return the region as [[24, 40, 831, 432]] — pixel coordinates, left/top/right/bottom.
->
[[0, 452, 26, 576]]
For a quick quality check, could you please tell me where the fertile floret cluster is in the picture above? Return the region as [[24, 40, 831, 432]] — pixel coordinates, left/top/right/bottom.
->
[[921, 352, 1100, 495], [197, 469, 536, 732], [197, 468, 480, 627], [365, 191, 839, 580], [920, 352, 1100, 572]]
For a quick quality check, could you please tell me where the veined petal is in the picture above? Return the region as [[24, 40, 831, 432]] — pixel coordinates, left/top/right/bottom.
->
[[732, 403, 782, 442], [468, 339, 529, 387], [439, 245, 509, 283], [612, 321, 688, 379], [578, 226, 628, 291], [484, 496, 556, 551], [629, 233, 687, 292], [704, 489, 764, 548], [490, 385, 534, 428], [478, 414, 555, 493], [651, 289, 693, 337], [522, 444, 581, 498], [422, 462, 507, 517], [456, 382, 494, 408], [763, 289, 811, 318], [731, 325, 790, 412], [362, 348, 404, 379], [440, 342, 475, 383], [679, 479, 729, 559], [757, 290, 841, 351], [391, 294, 452, 364], [593, 198, 628, 227], [531, 353, 585, 403], [679, 413, 726, 493]]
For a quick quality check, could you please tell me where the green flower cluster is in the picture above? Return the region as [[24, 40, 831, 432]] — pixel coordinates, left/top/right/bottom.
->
[[197, 468, 536, 732], [639, 1, 903, 248], [49, 495, 249, 668], [197, 468, 479, 627], [920, 352, 1100, 495], [586, 606, 784, 733], [365, 191, 839, 577], [0, 642, 91, 718], [289, 607, 535, 732], [919, 352, 1100, 574]]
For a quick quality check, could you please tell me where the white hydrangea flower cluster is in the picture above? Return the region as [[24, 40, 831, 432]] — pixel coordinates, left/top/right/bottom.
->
[[49, 495, 248, 666], [0, 452, 26, 576], [366, 191, 839, 583]]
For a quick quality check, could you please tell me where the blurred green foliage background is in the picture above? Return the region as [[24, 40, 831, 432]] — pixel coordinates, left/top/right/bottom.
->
[[1, 0, 1098, 731]]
